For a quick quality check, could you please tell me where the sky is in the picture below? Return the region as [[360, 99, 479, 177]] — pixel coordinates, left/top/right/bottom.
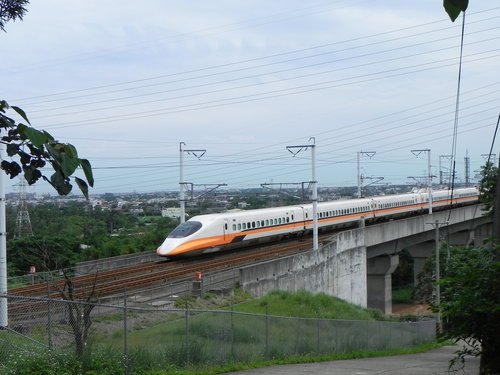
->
[[1, 0, 499, 196]]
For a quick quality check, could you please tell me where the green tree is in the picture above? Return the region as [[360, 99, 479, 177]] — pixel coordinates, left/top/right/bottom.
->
[[478, 161, 498, 215], [1, 3, 93, 197], [7, 236, 81, 275], [0, 0, 29, 31], [439, 245, 500, 374], [1, 102, 94, 197]]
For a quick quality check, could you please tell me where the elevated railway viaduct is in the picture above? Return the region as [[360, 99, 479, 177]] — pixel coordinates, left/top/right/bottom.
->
[[239, 204, 491, 314]]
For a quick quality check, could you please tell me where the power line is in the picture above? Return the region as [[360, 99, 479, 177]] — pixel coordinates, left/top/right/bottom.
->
[[13, 9, 499, 105]]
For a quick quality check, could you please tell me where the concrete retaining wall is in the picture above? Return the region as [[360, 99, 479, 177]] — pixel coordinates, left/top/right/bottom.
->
[[239, 228, 367, 307]]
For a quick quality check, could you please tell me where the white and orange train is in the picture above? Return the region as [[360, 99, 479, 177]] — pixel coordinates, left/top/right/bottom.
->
[[156, 187, 479, 257]]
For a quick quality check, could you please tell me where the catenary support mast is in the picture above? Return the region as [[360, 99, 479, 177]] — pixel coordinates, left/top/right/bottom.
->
[[0, 143, 8, 327]]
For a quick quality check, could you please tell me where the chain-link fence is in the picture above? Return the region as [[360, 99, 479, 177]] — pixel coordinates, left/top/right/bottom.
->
[[0, 294, 435, 374]]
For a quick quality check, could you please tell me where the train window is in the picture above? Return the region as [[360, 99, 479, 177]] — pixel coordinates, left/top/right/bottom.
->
[[238, 223, 242, 230], [242, 223, 246, 229], [265, 219, 269, 226], [232, 224, 236, 231], [252, 222, 256, 228], [256, 221, 260, 228], [261, 220, 265, 226], [286, 217, 290, 223], [225, 223, 228, 230], [291, 215, 294, 220], [168, 221, 202, 238]]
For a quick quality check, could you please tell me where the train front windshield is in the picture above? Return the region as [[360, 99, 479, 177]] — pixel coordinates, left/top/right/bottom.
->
[[168, 221, 202, 238]]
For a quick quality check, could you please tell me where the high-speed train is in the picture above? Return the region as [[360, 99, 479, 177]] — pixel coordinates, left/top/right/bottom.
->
[[156, 187, 479, 257]]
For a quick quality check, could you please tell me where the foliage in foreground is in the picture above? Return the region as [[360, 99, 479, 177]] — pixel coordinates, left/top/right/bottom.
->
[[1, 101, 94, 198], [438, 245, 500, 374], [0, 340, 444, 375], [478, 161, 498, 216]]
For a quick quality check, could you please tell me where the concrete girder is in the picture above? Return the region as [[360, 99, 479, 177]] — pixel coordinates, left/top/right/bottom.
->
[[367, 254, 399, 314]]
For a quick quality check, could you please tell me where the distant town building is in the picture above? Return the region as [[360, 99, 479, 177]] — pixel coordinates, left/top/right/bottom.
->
[[162, 207, 181, 218], [237, 201, 249, 209]]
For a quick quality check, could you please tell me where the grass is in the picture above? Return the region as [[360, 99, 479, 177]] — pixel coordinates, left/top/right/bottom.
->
[[392, 285, 415, 304], [137, 340, 447, 375], [3, 290, 436, 374], [232, 290, 386, 320]]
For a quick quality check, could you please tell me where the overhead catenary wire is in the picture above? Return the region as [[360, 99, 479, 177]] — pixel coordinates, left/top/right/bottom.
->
[[38, 52, 500, 131], [6, 4, 496, 195], [20, 21, 500, 110], [27, 34, 500, 119]]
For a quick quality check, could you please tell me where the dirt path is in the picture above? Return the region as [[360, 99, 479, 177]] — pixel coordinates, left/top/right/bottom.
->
[[392, 303, 432, 316]]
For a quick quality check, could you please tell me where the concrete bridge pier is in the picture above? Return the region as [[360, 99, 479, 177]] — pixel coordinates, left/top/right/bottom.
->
[[406, 242, 433, 286], [367, 254, 399, 314], [473, 222, 493, 247]]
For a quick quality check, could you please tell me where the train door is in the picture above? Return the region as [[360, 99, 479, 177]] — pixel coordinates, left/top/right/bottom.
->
[[299, 206, 307, 230], [223, 219, 228, 241]]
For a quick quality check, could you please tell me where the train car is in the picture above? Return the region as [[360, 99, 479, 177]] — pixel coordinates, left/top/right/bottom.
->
[[156, 187, 479, 258]]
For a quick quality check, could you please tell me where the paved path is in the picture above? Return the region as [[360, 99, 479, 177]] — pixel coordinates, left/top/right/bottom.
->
[[226, 344, 479, 375]]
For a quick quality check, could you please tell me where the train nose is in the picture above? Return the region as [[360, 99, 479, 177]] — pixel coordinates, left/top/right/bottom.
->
[[156, 239, 181, 256]]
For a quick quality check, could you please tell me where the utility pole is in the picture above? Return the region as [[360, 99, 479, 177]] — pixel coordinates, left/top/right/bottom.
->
[[427, 220, 448, 334], [0, 143, 8, 327], [464, 150, 470, 187], [412, 149, 433, 214], [357, 151, 376, 198], [179, 142, 206, 224], [287, 138, 318, 251]]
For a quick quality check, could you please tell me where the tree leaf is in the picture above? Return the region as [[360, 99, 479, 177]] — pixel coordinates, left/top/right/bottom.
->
[[11, 105, 31, 125], [75, 177, 89, 200], [60, 152, 81, 178], [17, 123, 49, 147], [45, 142, 62, 163], [64, 143, 78, 159], [443, 0, 468, 22], [50, 171, 72, 195], [6, 143, 18, 157], [79, 158, 94, 187], [23, 165, 42, 185], [1, 160, 22, 179]]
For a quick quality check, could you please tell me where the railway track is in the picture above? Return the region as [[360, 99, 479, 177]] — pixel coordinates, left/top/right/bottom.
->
[[9, 234, 329, 300], [5, 236, 326, 321]]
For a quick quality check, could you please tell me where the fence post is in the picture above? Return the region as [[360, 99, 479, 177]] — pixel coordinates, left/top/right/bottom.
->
[[265, 304, 269, 360], [316, 317, 320, 354], [230, 299, 234, 361], [123, 292, 129, 375], [46, 281, 53, 351], [295, 317, 301, 354], [185, 300, 189, 365]]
